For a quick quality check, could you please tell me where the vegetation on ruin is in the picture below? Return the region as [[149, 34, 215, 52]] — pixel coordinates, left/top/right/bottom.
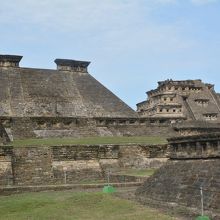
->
[[12, 136, 167, 147], [0, 191, 175, 220]]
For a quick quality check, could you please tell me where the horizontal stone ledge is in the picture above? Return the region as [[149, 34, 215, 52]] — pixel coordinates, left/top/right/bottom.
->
[[0, 55, 23, 67], [54, 59, 90, 72], [169, 157, 220, 160], [0, 182, 142, 195]]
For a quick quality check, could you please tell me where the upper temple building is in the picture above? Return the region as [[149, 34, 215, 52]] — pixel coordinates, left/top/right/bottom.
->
[[137, 79, 220, 123]]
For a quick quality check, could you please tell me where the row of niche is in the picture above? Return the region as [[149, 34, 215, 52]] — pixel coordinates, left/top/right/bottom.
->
[[172, 140, 219, 154], [139, 107, 182, 117], [148, 86, 203, 98], [35, 118, 150, 127], [145, 97, 211, 111], [203, 113, 218, 120], [139, 96, 178, 111]]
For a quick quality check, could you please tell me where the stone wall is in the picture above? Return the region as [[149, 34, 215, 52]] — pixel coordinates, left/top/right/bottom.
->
[[173, 121, 220, 137], [0, 144, 168, 187], [0, 146, 13, 185], [12, 147, 53, 185], [136, 159, 220, 217], [118, 145, 168, 168], [168, 132, 220, 159], [136, 133, 220, 218], [0, 116, 175, 140], [51, 145, 119, 184]]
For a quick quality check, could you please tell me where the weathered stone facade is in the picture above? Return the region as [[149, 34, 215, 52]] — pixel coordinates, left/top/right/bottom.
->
[[0, 55, 179, 140], [0, 146, 13, 185], [1, 54, 220, 219], [0, 55, 136, 118], [136, 133, 220, 218], [137, 79, 220, 123], [0, 116, 175, 140], [168, 132, 220, 159], [136, 159, 220, 218], [0, 144, 168, 188], [173, 121, 220, 137]]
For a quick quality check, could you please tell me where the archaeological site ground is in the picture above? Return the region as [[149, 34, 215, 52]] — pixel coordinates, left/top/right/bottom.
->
[[0, 54, 220, 219]]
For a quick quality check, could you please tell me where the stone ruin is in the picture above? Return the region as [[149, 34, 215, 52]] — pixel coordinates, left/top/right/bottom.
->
[[131, 78, 220, 218], [0, 54, 220, 218], [137, 79, 220, 124], [0, 143, 168, 190], [0, 55, 136, 118], [1, 55, 220, 140], [0, 54, 171, 193], [0, 54, 176, 140], [136, 132, 220, 218]]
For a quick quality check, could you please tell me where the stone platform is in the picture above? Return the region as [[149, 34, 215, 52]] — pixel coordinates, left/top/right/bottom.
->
[[136, 133, 220, 219], [0, 144, 168, 190]]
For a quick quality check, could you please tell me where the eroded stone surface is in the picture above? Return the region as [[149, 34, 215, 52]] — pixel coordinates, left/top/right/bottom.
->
[[0, 65, 136, 118], [119, 145, 168, 169], [136, 133, 220, 218], [52, 160, 102, 184], [137, 79, 220, 123], [0, 144, 168, 187], [136, 160, 220, 215]]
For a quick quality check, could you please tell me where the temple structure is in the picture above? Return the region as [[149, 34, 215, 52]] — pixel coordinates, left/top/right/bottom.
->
[[137, 79, 220, 123], [0, 55, 136, 118], [0, 55, 219, 219], [0, 54, 175, 140]]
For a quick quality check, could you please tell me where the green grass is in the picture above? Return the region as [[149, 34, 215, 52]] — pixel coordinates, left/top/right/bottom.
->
[[118, 169, 156, 177], [12, 136, 167, 147], [0, 191, 175, 220]]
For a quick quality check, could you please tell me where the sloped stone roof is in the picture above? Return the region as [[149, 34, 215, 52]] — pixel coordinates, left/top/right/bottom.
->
[[0, 60, 137, 118]]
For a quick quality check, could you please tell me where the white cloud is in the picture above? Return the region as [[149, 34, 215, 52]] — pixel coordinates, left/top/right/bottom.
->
[[1, 0, 219, 109], [153, 0, 177, 4], [0, 0, 182, 30], [191, 0, 218, 5], [0, 0, 195, 61], [0, 1, 141, 30]]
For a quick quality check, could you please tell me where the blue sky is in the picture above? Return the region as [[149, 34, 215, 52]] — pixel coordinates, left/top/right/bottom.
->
[[1, 0, 220, 109]]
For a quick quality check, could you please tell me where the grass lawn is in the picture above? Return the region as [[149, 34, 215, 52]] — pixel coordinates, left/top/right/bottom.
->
[[117, 168, 156, 177], [12, 136, 167, 147], [0, 191, 175, 220]]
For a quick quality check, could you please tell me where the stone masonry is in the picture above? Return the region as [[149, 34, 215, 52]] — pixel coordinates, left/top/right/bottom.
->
[[136, 133, 220, 218], [0, 55, 136, 118], [0, 116, 175, 140], [137, 79, 220, 123], [0, 144, 168, 187], [0, 54, 179, 140]]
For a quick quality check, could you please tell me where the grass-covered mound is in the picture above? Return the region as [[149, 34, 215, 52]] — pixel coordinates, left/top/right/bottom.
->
[[12, 136, 167, 147], [117, 168, 156, 177]]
